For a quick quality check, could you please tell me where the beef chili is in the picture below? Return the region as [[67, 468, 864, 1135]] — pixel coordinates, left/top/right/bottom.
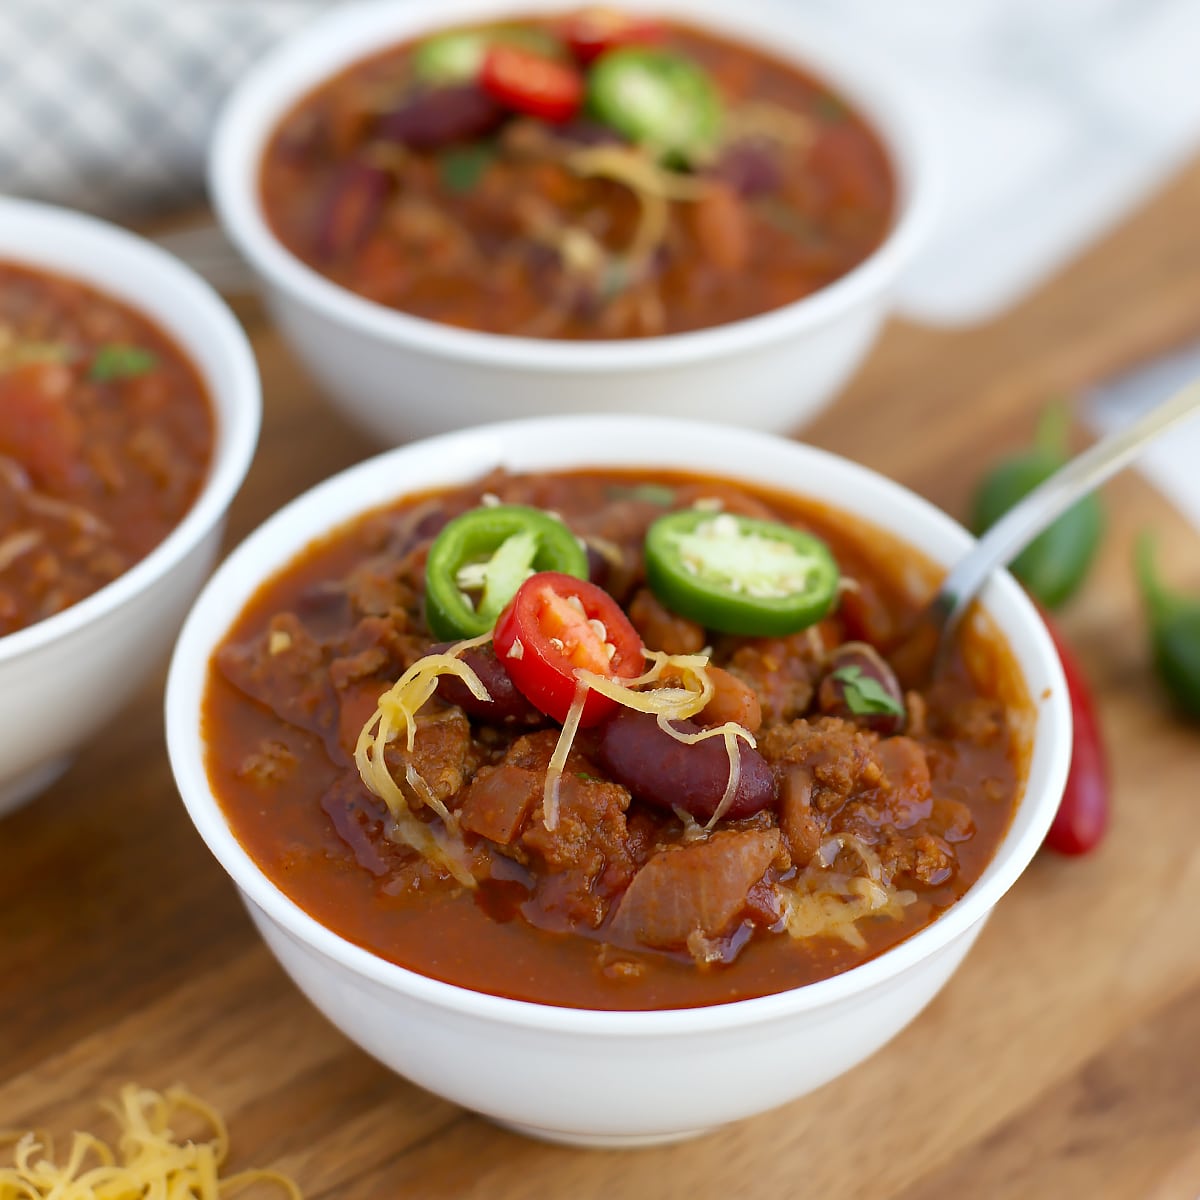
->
[[0, 263, 215, 638], [204, 470, 1029, 1011], [259, 9, 896, 339]]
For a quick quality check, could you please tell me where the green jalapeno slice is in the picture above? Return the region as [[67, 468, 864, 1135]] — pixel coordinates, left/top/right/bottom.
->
[[424, 504, 588, 640], [413, 25, 567, 86], [586, 47, 722, 164], [644, 509, 839, 635]]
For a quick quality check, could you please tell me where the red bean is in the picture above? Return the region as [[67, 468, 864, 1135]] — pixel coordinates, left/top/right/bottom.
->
[[314, 162, 392, 259], [1040, 612, 1110, 855], [817, 641, 906, 736], [433, 641, 541, 726], [375, 84, 505, 150], [596, 709, 776, 822], [713, 140, 782, 197]]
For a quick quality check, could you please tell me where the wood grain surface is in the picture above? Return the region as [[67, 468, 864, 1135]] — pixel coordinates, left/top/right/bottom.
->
[[4, 156, 1200, 1199]]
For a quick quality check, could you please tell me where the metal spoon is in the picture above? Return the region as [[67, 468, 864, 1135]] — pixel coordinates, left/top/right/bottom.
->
[[925, 376, 1200, 667]]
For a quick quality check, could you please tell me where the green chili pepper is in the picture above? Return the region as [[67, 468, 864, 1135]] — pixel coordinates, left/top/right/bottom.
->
[[412, 25, 566, 86], [971, 403, 1103, 608], [1135, 532, 1200, 719], [644, 509, 839, 636], [586, 47, 722, 165], [424, 504, 588, 640], [90, 343, 157, 382]]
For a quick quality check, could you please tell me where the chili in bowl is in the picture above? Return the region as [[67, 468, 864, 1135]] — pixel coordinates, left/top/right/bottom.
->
[[0, 198, 260, 817], [209, 0, 935, 442], [166, 416, 1068, 1146]]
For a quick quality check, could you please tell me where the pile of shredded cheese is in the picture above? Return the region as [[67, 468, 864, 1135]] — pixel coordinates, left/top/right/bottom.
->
[[0, 1084, 300, 1199], [353, 633, 491, 887], [779, 834, 916, 949]]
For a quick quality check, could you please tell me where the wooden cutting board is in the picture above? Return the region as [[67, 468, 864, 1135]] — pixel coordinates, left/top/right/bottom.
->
[[4, 156, 1200, 1200]]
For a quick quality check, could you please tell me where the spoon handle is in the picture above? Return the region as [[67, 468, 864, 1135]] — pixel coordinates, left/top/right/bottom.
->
[[932, 376, 1200, 635]]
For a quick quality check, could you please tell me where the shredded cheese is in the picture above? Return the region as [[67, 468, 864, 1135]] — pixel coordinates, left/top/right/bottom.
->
[[354, 633, 492, 887], [778, 834, 916, 949], [542, 682, 590, 832], [0, 1084, 300, 1199]]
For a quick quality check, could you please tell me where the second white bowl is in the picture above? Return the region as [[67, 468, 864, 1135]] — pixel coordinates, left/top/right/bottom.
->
[[0, 198, 260, 816], [209, 0, 936, 443]]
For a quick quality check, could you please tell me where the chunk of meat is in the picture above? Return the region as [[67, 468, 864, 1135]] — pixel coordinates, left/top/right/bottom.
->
[[216, 612, 333, 735], [329, 613, 425, 689], [758, 716, 881, 818], [460, 764, 541, 845], [519, 773, 639, 929], [386, 708, 478, 807], [611, 828, 784, 950], [877, 828, 956, 887], [726, 633, 822, 724]]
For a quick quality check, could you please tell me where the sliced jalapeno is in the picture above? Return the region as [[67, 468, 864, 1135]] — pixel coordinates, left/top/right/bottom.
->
[[644, 510, 839, 636], [424, 504, 588, 640], [413, 25, 566, 86], [586, 47, 722, 164]]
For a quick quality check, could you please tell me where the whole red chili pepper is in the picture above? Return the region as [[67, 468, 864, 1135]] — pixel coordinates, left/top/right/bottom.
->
[[1039, 609, 1110, 855]]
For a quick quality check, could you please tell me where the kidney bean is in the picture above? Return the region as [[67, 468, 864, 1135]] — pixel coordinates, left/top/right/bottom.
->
[[713, 139, 781, 197], [817, 641, 906, 735], [314, 161, 392, 259], [375, 84, 505, 150], [1040, 611, 1109, 855], [433, 641, 541, 726], [596, 709, 776, 822]]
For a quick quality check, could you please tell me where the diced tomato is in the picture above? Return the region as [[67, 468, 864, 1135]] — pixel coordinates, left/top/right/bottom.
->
[[562, 8, 664, 64], [0, 362, 84, 491], [480, 45, 584, 124], [492, 572, 644, 726]]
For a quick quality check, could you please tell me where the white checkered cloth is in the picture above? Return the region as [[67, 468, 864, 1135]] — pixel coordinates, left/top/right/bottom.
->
[[0, 0, 330, 216]]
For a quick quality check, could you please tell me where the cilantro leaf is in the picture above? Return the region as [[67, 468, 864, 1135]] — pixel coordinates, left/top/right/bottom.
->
[[438, 143, 495, 195], [830, 665, 904, 717], [90, 344, 158, 382]]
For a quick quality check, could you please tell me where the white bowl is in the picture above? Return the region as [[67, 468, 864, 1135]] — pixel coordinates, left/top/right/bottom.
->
[[209, 0, 936, 443], [0, 198, 261, 817], [166, 415, 1069, 1147]]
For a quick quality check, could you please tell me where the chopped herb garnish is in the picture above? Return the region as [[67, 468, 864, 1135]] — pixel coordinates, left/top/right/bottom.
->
[[576, 772, 599, 783], [607, 483, 676, 507], [90, 344, 158, 382], [814, 92, 848, 123], [831, 665, 905, 717], [438, 143, 495, 195]]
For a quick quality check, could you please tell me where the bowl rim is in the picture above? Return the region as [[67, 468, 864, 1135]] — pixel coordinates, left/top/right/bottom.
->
[[0, 197, 262, 666], [166, 414, 1071, 1037], [208, 0, 938, 372]]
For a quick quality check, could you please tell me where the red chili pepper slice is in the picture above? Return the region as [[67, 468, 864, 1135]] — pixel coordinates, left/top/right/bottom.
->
[[561, 7, 664, 64], [480, 45, 584, 124], [1040, 609, 1110, 856], [492, 571, 644, 726]]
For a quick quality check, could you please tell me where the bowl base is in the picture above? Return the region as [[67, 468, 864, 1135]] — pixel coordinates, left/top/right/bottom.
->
[[491, 1119, 712, 1149], [0, 754, 73, 819]]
